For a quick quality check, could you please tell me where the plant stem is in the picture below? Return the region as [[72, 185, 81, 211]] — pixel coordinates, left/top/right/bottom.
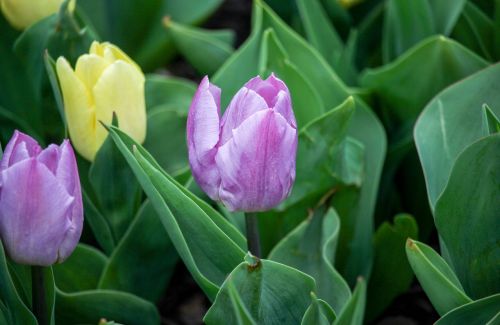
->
[[31, 266, 47, 325], [245, 212, 261, 258]]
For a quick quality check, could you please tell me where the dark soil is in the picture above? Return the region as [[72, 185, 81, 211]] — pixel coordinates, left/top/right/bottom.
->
[[159, 0, 439, 324]]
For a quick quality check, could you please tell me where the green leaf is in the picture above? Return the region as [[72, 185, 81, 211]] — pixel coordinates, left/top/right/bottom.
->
[[428, 0, 467, 35], [362, 36, 488, 125], [414, 64, 500, 209], [366, 214, 418, 321], [295, 0, 343, 62], [204, 255, 317, 324], [406, 239, 472, 315], [44, 52, 66, 133], [165, 18, 234, 75], [301, 293, 336, 325], [53, 244, 107, 293], [227, 282, 258, 325], [269, 208, 351, 313], [482, 104, 500, 135], [145, 74, 196, 112], [0, 241, 37, 325], [89, 130, 142, 241], [98, 200, 178, 302], [82, 189, 116, 255], [144, 108, 189, 177], [259, 28, 325, 127], [435, 294, 500, 325], [452, 2, 495, 61], [287, 97, 358, 207], [107, 125, 246, 300], [435, 135, 500, 299], [334, 277, 366, 325], [55, 289, 160, 325], [382, 0, 435, 63]]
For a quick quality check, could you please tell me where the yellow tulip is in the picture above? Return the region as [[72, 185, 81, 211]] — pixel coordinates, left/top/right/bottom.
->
[[0, 0, 72, 29], [56, 41, 146, 161]]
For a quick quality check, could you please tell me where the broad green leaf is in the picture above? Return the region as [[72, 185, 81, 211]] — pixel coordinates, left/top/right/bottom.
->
[[98, 200, 178, 302], [435, 135, 500, 299], [301, 293, 336, 325], [452, 2, 495, 61], [406, 239, 472, 315], [259, 28, 324, 127], [414, 64, 500, 208], [428, 0, 467, 35], [53, 244, 107, 293], [227, 282, 257, 325], [165, 18, 234, 75], [482, 104, 500, 134], [204, 255, 316, 324], [334, 277, 366, 325], [134, 0, 224, 70], [0, 241, 37, 325], [107, 126, 246, 300], [144, 108, 189, 177], [89, 133, 142, 241], [295, 0, 343, 62], [82, 189, 115, 255], [269, 208, 351, 313], [362, 36, 488, 125], [382, 0, 435, 63], [366, 214, 418, 321], [55, 289, 159, 325], [435, 294, 500, 325], [145, 74, 196, 113], [287, 97, 358, 207]]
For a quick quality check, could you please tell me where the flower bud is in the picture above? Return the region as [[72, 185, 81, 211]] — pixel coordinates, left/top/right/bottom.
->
[[0, 131, 83, 266], [56, 41, 146, 161], [187, 74, 297, 212], [0, 0, 72, 29]]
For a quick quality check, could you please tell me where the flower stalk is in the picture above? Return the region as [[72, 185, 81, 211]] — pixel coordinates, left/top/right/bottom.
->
[[245, 212, 261, 258], [31, 266, 47, 325]]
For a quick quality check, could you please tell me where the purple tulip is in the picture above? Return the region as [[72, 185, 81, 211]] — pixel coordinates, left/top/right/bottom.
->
[[187, 74, 297, 212], [0, 131, 83, 266]]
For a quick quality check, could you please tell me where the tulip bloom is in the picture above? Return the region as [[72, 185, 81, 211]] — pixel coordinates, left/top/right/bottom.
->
[[56, 41, 146, 161], [0, 131, 83, 266], [0, 0, 70, 29], [187, 74, 297, 212]]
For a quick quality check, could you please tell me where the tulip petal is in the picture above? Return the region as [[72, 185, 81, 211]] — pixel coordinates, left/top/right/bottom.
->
[[187, 76, 222, 200], [215, 110, 297, 211], [219, 87, 268, 145], [74, 54, 109, 97], [56, 57, 97, 161], [0, 159, 75, 265], [0, 130, 41, 170], [92, 60, 146, 152]]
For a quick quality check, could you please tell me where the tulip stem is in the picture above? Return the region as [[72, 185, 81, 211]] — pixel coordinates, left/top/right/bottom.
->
[[31, 266, 47, 325], [245, 212, 261, 258]]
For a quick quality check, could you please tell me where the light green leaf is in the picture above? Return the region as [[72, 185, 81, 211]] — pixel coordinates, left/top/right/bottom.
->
[[334, 277, 366, 325], [107, 126, 246, 300], [269, 208, 351, 313], [204, 255, 316, 324], [428, 0, 467, 35], [301, 293, 336, 325], [406, 239, 472, 315], [436, 294, 500, 325], [145, 74, 196, 113], [435, 135, 500, 299], [482, 104, 500, 135], [414, 64, 500, 208]]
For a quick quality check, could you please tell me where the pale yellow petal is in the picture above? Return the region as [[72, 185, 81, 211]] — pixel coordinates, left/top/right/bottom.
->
[[92, 61, 146, 148], [101, 42, 142, 72], [74, 54, 110, 100], [56, 57, 98, 161]]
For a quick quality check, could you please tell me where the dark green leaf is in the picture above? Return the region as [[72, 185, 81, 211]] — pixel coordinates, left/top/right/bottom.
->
[[435, 294, 500, 325]]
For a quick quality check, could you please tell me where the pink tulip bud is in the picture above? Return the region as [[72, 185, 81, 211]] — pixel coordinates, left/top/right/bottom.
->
[[0, 131, 83, 266], [187, 74, 297, 212]]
